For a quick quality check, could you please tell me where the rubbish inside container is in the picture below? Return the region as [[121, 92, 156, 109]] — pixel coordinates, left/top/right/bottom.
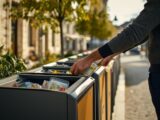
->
[[47, 70, 72, 75], [24, 82, 42, 89], [15, 77, 70, 92], [42, 77, 69, 91]]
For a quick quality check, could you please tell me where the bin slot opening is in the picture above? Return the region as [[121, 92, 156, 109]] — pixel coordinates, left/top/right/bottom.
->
[[43, 64, 71, 69], [57, 62, 74, 66], [42, 69, 72, 75], [18, 74, 83, 87]]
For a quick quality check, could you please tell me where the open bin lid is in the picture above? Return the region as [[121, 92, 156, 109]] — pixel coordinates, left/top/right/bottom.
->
[[37, 67, 84, 76]]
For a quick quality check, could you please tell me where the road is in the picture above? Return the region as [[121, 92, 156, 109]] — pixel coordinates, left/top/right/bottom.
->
[[121, 54, 157, 120]]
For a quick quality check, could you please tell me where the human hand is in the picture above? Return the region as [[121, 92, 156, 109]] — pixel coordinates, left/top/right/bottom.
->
[[101, 54, 117, 66], [70, 57, 92, 75], [71, 49, 102, 75], [101, 56, 113, 66]]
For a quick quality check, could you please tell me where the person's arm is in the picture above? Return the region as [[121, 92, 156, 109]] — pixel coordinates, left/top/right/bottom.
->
[[123, 36, 148, 53], [71, 1, 160, 75], [98, 1, 160, 58]]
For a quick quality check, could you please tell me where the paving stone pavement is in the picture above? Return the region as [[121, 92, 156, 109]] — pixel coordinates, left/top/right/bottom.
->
[[122, 54, 157, 120]]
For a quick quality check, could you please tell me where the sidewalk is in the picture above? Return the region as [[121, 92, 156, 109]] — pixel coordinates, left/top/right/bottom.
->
[[112, 54, 157, 120]]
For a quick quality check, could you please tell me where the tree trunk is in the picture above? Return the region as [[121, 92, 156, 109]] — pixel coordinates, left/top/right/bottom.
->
[[90, 35, 94, 50], [59, 20, 64, 58]]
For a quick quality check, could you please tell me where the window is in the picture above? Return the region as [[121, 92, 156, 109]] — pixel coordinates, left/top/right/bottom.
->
[[11, 20, 18, 56], [67, 24, 70, 34], [52, 31, 55, 47], [28, 23, 33, 46]]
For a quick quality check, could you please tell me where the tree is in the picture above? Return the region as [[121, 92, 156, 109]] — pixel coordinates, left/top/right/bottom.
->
[[5, 0, 87, 58], [75, 1, 117, 40]]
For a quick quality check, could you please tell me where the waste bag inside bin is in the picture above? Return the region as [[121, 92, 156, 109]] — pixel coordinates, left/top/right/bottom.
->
[[0, 73, 95, 120]]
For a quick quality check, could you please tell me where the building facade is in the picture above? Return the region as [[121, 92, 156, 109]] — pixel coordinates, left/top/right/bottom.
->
[[0, 0, 12, 52], [0, 0, 88, 61]]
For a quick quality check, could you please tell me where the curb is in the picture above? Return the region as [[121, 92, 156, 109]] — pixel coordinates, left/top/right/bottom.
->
[[112, 69, 125, 120]]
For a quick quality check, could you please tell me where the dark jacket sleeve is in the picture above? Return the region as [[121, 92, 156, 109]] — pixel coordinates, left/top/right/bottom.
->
[[98, 1, 160, 58], [123, 36, 148, 53]]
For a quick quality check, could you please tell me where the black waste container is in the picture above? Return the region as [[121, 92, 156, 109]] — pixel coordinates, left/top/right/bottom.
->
[[42, 63, 72, 75], [0, 73, 95, 120], [57, 58, 75, 66]]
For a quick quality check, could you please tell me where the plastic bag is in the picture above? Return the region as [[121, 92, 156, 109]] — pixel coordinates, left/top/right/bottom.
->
[[42, 77, 69, 91]]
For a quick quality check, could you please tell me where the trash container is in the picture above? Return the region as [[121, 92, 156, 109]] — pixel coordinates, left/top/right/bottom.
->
[[105, 64, 113, 120], [113, 56, 120, 92], [92, 66, 107, 120], [57, 53, 88, 66], [92, 56, 120, 120], [57, 58, 75, 66], [0, 73, 95, 120], [42, 64, 72, 75], [106, 58, 120, 115]]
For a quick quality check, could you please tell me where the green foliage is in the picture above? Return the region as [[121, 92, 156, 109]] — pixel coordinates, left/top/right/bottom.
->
[[4, 0, 88, 57], [0, 51, 27, 79], [44, 52, 59, 64], [75, 4, 117, 40], [5, 0, 87, 30]]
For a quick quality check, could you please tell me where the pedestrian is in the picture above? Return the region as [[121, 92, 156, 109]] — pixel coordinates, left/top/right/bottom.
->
[[71, 0, 160, 119]]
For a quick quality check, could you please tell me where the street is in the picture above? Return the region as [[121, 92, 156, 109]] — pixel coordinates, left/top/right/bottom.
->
[[121, 54, 157, 120]]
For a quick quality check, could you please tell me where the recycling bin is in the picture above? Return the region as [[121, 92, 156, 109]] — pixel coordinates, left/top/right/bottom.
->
[[42, 63, 72, 75], [105, 63, 114, 120], [57, 61, 74, 66], [113, 56, 120, 91], [107, 58, 120, 115], [57, 58, 75, 66], [41, 58, 74, 68], [57, 53, 88, 66], [0, 73, 96, 120], [92, 56, 120, 120], [111, 57, 120, 111], [92, 66, 107, 120]]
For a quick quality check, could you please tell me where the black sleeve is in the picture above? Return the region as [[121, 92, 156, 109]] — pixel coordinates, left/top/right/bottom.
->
[[98, 1, 160, 58]]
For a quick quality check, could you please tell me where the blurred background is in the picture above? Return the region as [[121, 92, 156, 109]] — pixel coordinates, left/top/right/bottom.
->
[[0, 0, 147, 78]]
